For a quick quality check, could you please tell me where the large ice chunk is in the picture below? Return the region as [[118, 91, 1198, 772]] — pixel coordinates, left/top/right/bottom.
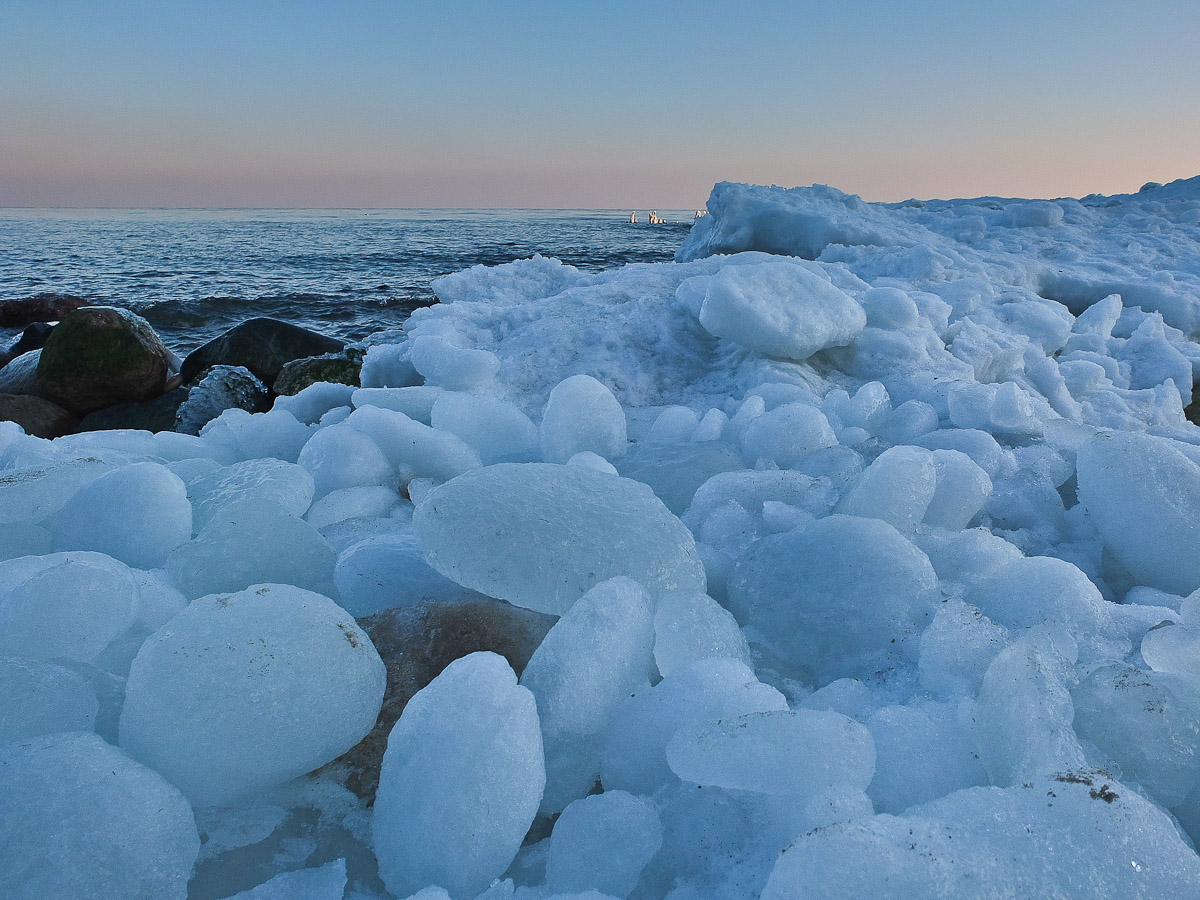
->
[[409, 334, 500, 391], [0, 551, 139, 664], [698, 261, 866, 359], [120, 583, 384, 807], [834, 445, 936, 534], [50, 462, 191, 568], [187, 457, 315, 533], [666, 708, 875, 797], [334, 531, 471, 617], [373, 652, 544, 900], [297, 422, 397, 499], [0, 731, 199, 900], [1077, 431, 1200, 595], [347, 404, 482, 483], [519, 577, 655, 813], [431, 392, 539, 465], [539, 374, 628, 463], [601, 658, 787, 795], [653, 587, 752, 676], [727, 515, 940, 681], [546, 791, 663, 897], [0, 657, 97, 741], [0, 457, 112, 525], [414, 463, 706, 615], [166, 497, 337, 599], [740, 402, 837, 469]]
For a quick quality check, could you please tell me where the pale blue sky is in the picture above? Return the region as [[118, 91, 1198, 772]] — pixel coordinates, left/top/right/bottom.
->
[[1, 0, 1196, 207]]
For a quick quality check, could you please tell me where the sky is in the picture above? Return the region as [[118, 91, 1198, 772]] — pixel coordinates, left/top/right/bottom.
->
[[1, 0, 1197, 208]]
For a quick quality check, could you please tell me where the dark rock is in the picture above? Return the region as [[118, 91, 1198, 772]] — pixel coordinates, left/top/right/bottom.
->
[[8, 322, 56, 358], [36, 306, 172, 415], [322, 596, 557, 803], [0, 392, 78, 438], [181, 318, 344, 386], [175, 366, 268, 435], [0, 294, 90, 328], [272, 350, 363, 396], [77, 387, 189, 433]]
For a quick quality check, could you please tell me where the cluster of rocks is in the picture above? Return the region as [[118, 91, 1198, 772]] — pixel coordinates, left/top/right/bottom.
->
[[0, 307, 363, 439]]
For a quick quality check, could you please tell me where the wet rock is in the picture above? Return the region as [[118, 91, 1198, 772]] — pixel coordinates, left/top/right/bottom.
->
[[78, 388, 189, 433], [0, 294, 90, 328], [181, 318, 344, 386], [175, 366, 268, 435], [322, 596, 557, 803], [36, 307, 172, 414], [273, 350, 363, 396], [7, 322, 55, 359], [0, 393, 78, 438]]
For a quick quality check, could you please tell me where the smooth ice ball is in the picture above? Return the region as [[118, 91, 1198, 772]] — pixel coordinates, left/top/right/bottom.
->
[[727, 515, 940, 681], [1077, 431, 1200, 595], [166, 497, 337, 599], [0, 731, 199, 900], [861, 287, 920, 329], [297, 423, 397, 499], [923, 449, 993, 531], [519, 577, 655, 814], [414, 463, 706, 615], [0, 551, 139, 664], [120, 583, 385, 807], [373, 652, 544, 900], [409, 334, 500, 391], [0, 657, 97, 741], [740, 402, 837, 469], [50, 462, 191, 568], [666, 708, 875, 797], [540, 374, 628, 464], [653, 588, 752, 676], [546, 791, 663, 897], [431, 392, 539, 465], [698, 261, 866, 360], [348, 404, 482, 482]]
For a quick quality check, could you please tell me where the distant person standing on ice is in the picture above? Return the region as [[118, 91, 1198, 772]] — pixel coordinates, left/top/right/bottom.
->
[[629, 212, 638, 224]]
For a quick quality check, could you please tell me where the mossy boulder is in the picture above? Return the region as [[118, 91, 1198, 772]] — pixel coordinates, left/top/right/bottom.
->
[[272, 350, 363, 396], [36, 307, 172, 415], [181, 318, 344, 386]]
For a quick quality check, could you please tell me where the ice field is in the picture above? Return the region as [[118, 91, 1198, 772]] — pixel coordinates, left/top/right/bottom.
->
[[4, 176, 1200, 898]]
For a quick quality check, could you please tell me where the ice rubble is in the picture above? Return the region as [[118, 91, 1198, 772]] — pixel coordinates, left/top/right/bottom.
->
[[3, 176, 1200, 898]]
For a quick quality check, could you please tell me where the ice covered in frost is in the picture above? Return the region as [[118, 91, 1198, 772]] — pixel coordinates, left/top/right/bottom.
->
[[519, 577, 655, 813], [414, 463, 705, 615], [120, 583, 384, 806], [0, 731, 199, 900], [698, 260, 865, 359], [373, 652, 544, 900]]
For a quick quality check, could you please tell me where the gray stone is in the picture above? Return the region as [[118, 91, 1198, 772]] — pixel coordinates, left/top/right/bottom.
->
[[181, 318, 344, 385]]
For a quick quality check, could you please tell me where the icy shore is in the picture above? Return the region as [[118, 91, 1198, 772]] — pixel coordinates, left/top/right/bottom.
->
[[4, 176, 1200, 899]]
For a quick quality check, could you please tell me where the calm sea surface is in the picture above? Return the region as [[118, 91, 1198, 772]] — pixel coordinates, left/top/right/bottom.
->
[[0, 208, 696, 352]]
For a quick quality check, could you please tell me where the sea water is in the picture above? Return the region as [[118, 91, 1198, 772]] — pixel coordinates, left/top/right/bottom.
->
[[0, 208, 695, 351]]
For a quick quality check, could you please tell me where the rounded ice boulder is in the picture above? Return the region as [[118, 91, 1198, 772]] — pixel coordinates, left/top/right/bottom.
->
[[50, 461, 192, 568], [413, 463, 706, 615], [727, 514, 939, 681], [372, 651, 545, 900], [119, 583, 385, 807], [0, 731, 199, 900], [1077, 431, 1200, 595], [698, 261, 866, 360]]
